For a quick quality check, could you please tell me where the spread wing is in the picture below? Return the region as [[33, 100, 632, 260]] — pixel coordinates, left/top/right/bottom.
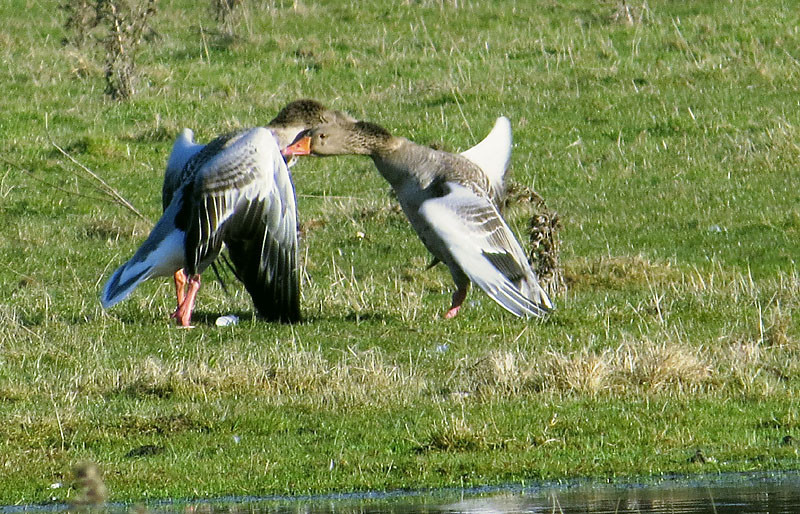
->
[[184, 127, 300, 322], [459, 116, 512, 203], [163, 128, 204, 211], [419, 182, 551, 318]]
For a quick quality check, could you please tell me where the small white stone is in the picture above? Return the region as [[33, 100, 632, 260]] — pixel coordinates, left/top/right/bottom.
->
[[215, 314, 239, 327], [50, 482, 62, 489]]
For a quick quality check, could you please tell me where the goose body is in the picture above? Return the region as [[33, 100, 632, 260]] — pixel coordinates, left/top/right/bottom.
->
[[286, 119, 552, 319], [102, 127, 300, 325], [102, 99, 355, 326]]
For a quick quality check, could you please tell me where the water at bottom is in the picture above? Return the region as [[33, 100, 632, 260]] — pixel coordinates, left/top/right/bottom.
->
[[174, 472, 800, 514], [6, 472, 800, 514]]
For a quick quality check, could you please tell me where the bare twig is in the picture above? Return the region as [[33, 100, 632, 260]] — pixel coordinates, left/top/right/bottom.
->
[[45, 115, 149, 221], [0, 156, 124, 207]]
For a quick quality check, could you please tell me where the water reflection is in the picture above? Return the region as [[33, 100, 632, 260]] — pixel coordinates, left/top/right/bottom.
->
[[4, 473, 800, 514], [439, 480, 800, 513], [177, 473, 800, 514]]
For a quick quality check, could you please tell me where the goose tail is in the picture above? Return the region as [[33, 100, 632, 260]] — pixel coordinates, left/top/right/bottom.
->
[[100, 259, 156, 309]]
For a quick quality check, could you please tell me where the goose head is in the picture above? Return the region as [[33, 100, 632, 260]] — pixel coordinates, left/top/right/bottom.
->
[[267, 99, 356, 151], [285, 120, 394, 157]]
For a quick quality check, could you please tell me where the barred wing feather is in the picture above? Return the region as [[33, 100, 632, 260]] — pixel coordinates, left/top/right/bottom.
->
[[418, 182, 551, 318], [184, 127, 300, 322]]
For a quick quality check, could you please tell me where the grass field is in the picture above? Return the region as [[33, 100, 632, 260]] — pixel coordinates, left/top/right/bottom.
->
[[1, 0, 800, 505]]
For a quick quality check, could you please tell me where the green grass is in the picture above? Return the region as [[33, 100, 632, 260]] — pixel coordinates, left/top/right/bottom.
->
[[2, 0, 800, 505]]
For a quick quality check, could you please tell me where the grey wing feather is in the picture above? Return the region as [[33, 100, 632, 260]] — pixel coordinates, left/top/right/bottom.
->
[[185, 127, 301, 322]]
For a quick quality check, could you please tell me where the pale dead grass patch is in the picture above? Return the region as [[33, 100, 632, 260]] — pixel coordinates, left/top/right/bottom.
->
[[109, 345, 425, 407], [615, 341, 712, 393], [711, 326, 800, 397], [465, 340, 721, 398]]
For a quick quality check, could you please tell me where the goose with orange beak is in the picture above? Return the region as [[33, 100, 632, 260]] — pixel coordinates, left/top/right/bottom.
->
[[101, 99, 355, 326], [285, 118, 552, 319]]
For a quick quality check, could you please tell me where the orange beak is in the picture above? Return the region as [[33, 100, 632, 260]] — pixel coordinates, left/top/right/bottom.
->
[[283, 136, 311, 156]]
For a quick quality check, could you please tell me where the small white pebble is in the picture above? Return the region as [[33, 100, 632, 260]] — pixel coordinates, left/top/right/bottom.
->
[[50, 482, 62, 489], [215, 314, 239, 327]]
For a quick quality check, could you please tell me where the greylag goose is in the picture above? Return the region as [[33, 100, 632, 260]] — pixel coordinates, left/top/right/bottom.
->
[[101, 99, 354, 326], [285, 120, 553, 319]]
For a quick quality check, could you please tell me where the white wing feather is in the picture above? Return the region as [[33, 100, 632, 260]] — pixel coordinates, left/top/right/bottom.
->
[[459, 116, 512, 199], [418, 182, 551, 318], [163, 128, 204, 210]]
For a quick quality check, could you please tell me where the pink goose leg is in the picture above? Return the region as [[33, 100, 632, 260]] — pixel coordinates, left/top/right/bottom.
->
[[444, 283, 470, 319], [172, 274, 201, 327], [171, 270, 187, 316]]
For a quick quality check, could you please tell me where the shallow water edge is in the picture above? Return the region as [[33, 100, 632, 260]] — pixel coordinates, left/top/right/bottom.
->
[[4, 470, 800, 513]]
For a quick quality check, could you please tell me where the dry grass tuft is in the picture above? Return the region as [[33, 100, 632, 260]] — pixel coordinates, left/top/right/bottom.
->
[[422, 415, 484, 452], [461, 339, 715, 398], [615, 341, 712, 393], [711, 328, 800, 396], [543, 348, 613, 395], [109, 346, 425, 407], [504, 181, 565, 298], [418, 413, 511, 453]]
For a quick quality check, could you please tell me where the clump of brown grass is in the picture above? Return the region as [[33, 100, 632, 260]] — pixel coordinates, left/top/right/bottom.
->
[[418, 413, 511, 453], [422, 415, 485, 452], [542, 348, 613, 395], [615, 341, 712, 393], [710, 324, 800, 397], [504, 181, 565, 298]]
